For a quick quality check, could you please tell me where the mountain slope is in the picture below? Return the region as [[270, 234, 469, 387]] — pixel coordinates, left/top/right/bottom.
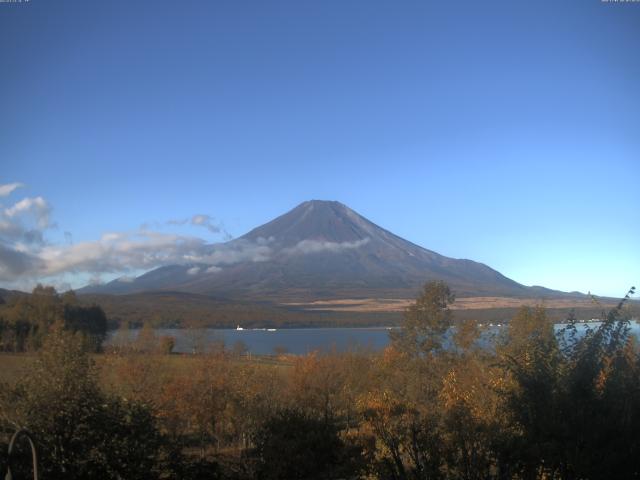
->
[[81, 200, 559, 300]]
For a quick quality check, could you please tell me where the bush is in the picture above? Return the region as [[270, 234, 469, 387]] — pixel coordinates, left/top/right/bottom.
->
[[252, 408, 364, 480]]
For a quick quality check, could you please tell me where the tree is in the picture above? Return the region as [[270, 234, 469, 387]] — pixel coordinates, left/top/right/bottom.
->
[[357, 343, 446, 480], [391, 280, 455, 357], [0, 286, 108, 352], [252, 408, 364, 480], [156, 354, 233, 457], [63, 303, 108, 352], [290, 352, 348, 422], [498, 288, 640, 479], [232, 339, 248, 358], [158, 335, 176, 354], [0, 327, 162, 479], [110, 320, 133, 353], [134, 321, 157, 353]]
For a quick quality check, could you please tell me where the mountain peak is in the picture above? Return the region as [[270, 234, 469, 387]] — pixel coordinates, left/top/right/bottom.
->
[[301, 199, 346, 207], [294, 200, 353, 218], [240, 200, 369, 245]]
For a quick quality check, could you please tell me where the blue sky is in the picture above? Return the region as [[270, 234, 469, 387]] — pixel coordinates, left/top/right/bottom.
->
[[1, 0, 638, 297]]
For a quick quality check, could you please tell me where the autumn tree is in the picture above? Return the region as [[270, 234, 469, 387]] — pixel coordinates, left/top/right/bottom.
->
[[228, 361, 289, 451], [252, 408, 364, 480], [0, 327, 161, 479], [134, 321, 158, 353], [289, 352, 349, 423], [391, 280, 455, 357], [353, 281, 457, 479], [498, 288, 640, 479], [155, 354, 234, 457], [358, 345, 445, 480], [158, 335, 176, 354]]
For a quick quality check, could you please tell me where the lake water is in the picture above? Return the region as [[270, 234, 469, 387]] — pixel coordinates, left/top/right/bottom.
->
[[105, 321, 640, 356], [107, 327, 397, 355]]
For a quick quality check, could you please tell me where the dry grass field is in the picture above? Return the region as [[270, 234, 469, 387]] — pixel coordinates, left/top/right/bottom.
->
[[0, 353, 37, 384], [283, 296, 619, 313], [0, 352, 293, 387]]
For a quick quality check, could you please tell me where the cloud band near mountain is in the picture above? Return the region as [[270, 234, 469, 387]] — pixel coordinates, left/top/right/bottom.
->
[[0, 183, 372, 289]]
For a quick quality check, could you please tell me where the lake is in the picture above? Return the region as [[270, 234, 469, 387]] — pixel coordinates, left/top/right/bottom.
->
[[105, 320, 640, 356], [106, 327, 397, 355]]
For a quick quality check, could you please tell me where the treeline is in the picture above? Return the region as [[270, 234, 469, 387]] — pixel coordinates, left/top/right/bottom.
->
[[0, 282, 638, 479], [0, 285, 108, 352]]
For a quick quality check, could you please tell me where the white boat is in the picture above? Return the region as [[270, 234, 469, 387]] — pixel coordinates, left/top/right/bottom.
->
[[267, 328, 277, 332], [236, 325, 244, 331]]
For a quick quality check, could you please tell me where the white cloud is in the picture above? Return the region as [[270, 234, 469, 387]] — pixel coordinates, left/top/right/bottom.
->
[[0, 187, 272, 288], [34, 234, 269, 281], [167, 214, 232, 238], [4, 196, 52, 229], [184, 239, 273, 266], [187, 266, 201, 275], [34, 231, 208, 277], [190, 215, 210, 227], [0, 183, 24, 197], [0, 195, 53, 247], [284, 238, 370, 255]]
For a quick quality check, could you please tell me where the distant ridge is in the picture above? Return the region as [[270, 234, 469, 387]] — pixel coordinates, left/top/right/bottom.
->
[[80, 200, 577, 301]]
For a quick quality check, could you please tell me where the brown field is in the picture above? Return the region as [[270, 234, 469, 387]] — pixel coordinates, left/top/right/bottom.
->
[[283, 296, 617, 313], [0, 353, 37, 384], [0, 352, 293, 387]]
